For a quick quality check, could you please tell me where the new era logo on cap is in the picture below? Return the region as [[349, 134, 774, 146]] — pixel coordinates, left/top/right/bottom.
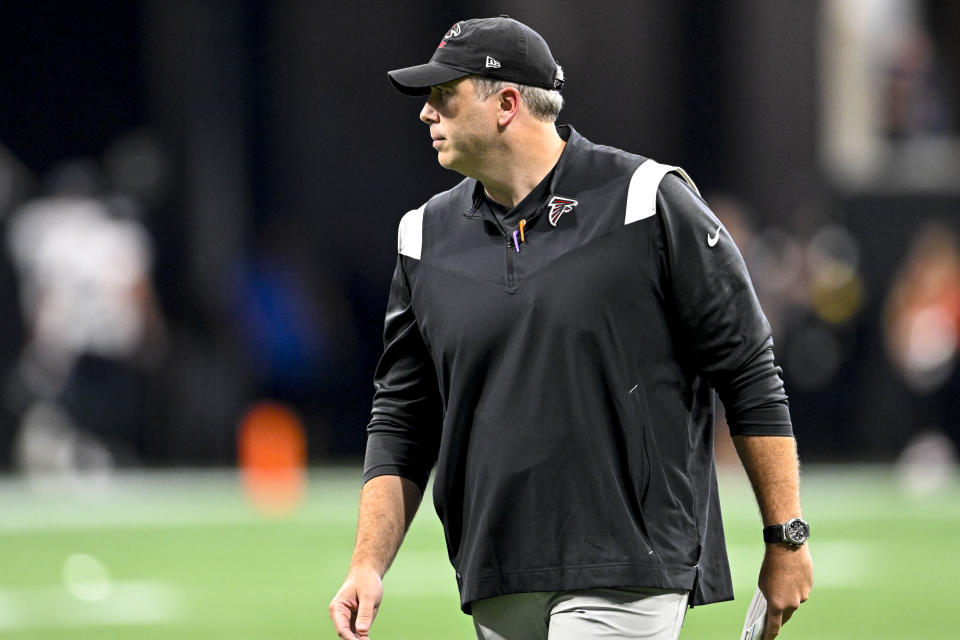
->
[[485, 56, 501, 69]]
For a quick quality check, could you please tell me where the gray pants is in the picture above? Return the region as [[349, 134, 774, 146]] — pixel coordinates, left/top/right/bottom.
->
[[472, 587, 689, 640]]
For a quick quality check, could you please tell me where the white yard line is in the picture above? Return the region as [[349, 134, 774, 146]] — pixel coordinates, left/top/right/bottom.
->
[[0, 582, 184, 630], [0, 469, 360, 532]]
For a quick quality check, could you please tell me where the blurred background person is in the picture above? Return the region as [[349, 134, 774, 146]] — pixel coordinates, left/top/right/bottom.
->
[[5, 156, 168, 478], [883, 223, 960, 492]]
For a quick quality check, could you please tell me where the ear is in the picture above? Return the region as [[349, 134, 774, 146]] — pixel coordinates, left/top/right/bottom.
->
[[496, 86, 521, 126]]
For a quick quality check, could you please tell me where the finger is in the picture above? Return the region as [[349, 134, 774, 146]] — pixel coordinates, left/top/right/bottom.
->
[[762, 609, 783, 640], [354, 594, 379, 636], [330, 602, 361, 640], [782, 607, 796, 625]]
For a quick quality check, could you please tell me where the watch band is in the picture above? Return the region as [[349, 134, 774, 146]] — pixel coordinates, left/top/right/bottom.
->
[[763, 524, 787, 544]]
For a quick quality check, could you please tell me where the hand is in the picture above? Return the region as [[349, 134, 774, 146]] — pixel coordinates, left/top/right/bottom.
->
[[329, 566, 383, 640], [758, 543, 812, 639]]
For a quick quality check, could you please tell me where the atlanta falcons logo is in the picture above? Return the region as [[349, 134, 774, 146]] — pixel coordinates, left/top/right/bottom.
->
[[445, 23, 462, 39], [547, 196, 578, 226], [438, 22, 462, 48]]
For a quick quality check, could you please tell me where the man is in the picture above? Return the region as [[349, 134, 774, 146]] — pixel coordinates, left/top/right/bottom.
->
[[330, 16, 812, 640]]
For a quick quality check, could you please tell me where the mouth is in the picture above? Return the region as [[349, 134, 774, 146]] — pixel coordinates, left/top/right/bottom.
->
[[431, 136, 445, 149]]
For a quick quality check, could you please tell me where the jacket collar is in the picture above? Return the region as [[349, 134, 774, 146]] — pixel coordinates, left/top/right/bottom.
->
[[464, 124, 584, 225]]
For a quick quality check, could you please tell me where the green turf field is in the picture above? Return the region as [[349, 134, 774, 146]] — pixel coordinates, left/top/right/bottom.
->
[[0, 465, 956, 639]]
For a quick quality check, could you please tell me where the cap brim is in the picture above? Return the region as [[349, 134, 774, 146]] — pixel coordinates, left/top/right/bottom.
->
[[387, 63, 471, 96]]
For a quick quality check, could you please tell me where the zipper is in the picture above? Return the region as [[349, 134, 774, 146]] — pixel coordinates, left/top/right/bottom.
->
[[502, 218, 527, 289]]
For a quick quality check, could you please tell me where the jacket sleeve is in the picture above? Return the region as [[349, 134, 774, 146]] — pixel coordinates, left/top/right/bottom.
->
[[362, 256, 444, 491], [656, 174, 793, 436]]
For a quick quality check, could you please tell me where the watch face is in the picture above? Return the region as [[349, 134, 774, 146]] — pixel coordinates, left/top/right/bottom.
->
[[785, 519, 808, 544]]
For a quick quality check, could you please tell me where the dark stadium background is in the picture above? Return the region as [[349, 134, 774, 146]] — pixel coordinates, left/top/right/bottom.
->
[[2, 0, 959, 470], [2, 3, 960, 639]]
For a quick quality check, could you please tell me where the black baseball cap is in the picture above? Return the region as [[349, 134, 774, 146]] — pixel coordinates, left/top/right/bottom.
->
[[387, 16, 564, 96]]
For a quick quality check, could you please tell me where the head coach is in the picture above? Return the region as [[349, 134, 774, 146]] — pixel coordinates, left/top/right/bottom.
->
[[330, 16, 812, 640]]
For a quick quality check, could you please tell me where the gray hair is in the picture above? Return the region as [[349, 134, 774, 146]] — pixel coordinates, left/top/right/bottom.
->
[[472, 66, 565, 122]]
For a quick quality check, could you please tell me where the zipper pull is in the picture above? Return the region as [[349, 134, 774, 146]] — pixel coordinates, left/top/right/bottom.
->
[[519, 219, 527, 243], [512, 230, 521, 253]]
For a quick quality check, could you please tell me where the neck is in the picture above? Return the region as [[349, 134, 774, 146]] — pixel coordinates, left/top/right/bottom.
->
[[477, 124, 565, 209]]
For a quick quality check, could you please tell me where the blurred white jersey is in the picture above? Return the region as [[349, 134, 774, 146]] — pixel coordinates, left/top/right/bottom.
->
[[7, 196, 153, 366]]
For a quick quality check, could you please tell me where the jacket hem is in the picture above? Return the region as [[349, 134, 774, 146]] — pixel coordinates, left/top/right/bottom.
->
[[458, 561, 709, 613]]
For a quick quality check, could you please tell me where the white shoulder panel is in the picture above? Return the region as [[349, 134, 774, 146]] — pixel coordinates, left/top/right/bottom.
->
[[397, 204, 426, 260], [624, 160, 700, 225]]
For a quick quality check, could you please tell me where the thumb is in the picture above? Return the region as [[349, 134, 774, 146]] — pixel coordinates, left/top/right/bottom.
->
[[355, 594, 377, 634]]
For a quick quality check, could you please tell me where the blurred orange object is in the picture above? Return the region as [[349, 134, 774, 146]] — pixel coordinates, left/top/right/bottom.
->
[[238, 401, 307, 516], [884, 224, 960, 393]]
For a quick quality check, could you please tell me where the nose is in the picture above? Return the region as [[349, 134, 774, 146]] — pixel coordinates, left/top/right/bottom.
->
[[420, 100, 438, 124]]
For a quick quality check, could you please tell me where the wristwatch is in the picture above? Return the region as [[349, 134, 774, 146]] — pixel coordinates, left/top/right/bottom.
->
[[763, 518, 810, 546]]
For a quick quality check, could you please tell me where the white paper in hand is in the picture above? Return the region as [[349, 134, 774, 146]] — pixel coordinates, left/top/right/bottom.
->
[[739, 587, 767, 640]]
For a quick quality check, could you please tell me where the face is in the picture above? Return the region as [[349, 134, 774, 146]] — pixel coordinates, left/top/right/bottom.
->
[[419, 77, 498, 175]]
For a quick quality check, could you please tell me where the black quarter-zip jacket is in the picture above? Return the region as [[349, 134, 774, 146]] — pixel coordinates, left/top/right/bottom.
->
[[363, 126, 792, 611]]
